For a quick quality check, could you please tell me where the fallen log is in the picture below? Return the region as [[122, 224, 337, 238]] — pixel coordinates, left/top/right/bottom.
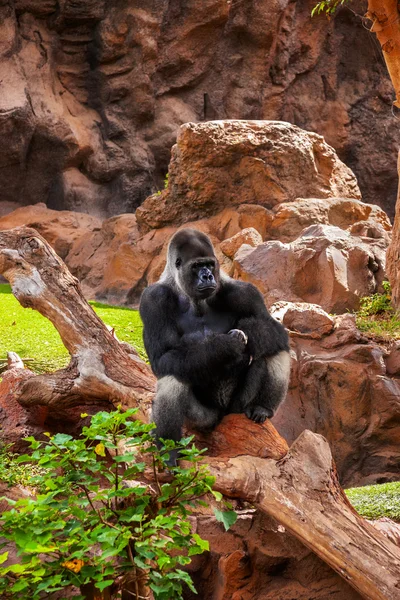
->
[[1, 225, 400, 600], [209, 430, 400, 600], [0, 226, 155, 414]]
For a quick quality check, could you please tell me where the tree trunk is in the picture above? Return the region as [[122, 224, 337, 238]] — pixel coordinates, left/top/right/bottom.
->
[[367, 0, 400, 107], [0, 226, 155, 414], [366, 1, 400, 306], [209, 430, 400, 600], [387, 151, 400, 307]]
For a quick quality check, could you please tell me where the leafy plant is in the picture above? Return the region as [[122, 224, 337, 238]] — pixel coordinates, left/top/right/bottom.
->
[[312, 0, 351, 16], [355, 281, 400, 340], [156, 173, 169, 196], [0, 409, 235, 600], [358, 281, 392, 318], [0, 443, 45, 489]]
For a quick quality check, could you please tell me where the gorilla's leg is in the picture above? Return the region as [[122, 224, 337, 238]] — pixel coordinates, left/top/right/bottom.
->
[[232, 351, 291, 424], [248, 350, 291, 423], [152, 376, 220, 465]]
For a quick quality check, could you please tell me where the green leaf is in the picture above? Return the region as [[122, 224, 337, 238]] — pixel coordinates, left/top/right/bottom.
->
[[0, 552, 8, 565], [95, 579, 114, 591], [188, 534, 209, 556], [213, 508, 237, 531]]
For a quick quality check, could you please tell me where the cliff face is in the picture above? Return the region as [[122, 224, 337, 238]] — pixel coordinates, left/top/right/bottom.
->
[[1, 0, 398, 219]]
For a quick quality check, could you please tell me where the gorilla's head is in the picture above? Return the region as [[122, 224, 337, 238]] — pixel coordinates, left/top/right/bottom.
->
[[167, 229, 220, 300]]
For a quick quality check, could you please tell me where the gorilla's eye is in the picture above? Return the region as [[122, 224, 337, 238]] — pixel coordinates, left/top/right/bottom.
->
[[175, 258, 182, 269]]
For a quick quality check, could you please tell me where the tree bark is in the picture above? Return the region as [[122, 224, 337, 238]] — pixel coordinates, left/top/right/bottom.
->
[[0, 226, 155, 414], [367, 0, 400, 108], [366, 1, 400, 307]]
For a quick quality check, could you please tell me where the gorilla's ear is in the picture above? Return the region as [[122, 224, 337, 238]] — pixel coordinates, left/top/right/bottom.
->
[[175, 257, 182, 269]]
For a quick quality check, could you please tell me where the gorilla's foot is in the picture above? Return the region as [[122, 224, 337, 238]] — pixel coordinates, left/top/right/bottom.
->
[[245, 405, 273, 424]]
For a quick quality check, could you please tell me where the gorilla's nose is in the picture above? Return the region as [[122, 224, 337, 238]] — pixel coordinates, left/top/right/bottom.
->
[[200, 270, 213, 283]]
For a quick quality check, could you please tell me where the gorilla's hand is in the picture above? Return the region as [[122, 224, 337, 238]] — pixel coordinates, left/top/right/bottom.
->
[[228, 329, 248, 346], [245, 405, 273, 424]]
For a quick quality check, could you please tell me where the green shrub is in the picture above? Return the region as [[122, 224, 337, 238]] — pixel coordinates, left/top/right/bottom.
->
[[312, 0, 351, 16], [0, 409, 235, 599], [354, 281, 400, 340], [0, 443, 45, 489], [358, 281, 393, 318]]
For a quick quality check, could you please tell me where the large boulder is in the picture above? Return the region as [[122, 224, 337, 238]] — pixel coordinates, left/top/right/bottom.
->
[[273, 312, 400, 487], [269, 197, 391, 243], [233, 224, 388, 313], [136, 120, 361, 230], [186, 512, 363, 600]]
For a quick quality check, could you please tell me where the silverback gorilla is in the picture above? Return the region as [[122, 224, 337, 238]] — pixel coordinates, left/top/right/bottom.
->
[[140, 229, 290, 462]]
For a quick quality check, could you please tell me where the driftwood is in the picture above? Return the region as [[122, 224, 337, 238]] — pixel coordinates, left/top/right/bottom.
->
[[0, 226, 155, 415], [1, 225, 400, 600]]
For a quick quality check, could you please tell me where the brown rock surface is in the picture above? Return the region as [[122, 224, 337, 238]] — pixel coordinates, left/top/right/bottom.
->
[[186, 512, 363, 600], [0, 1, 398, 218], [0, 203, 102, 261], [270, 197, 391, 243], [220, 227, 263, 259], [271, 301, 334, 339], [273, 313, 400, 487], [233, 224, 388, 313], [0, 195, 392, 307], [136, 120, 360, 230]]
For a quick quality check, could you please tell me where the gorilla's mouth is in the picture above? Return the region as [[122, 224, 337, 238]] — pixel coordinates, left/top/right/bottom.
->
[[196, 284, 216, 294]]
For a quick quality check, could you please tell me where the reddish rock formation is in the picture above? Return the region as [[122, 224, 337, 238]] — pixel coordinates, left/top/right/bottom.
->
[[136, 121, 361, 230], [271, 301, 335, 339], [0, 1, 398, 218], [186, 512, 364, 600], [220, 227, 263, 260], [0, 193, 391, 307], [270, 196, 391, 243], [233, 223, 388, 313], [273, 310, 400, 487]]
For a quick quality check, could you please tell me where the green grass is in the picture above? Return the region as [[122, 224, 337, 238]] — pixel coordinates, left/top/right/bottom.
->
[[0, 284, 146, 373], [345, 482, 400, 522], [354, 282, 400, 342], [355, 313, 400, 341]]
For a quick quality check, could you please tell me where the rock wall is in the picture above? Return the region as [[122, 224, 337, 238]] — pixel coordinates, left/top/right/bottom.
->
[[0, 0, 399, 218]]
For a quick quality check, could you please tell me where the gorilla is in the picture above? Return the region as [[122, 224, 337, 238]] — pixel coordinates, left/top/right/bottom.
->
[[139, 229, 290, 461]]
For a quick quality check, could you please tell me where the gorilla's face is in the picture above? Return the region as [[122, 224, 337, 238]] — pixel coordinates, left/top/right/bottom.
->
[[168, 229, 220, 300], [179, 257, 219, 300]]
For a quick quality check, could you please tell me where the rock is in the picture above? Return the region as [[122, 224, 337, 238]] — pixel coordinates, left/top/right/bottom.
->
[[270, 302, 334, 339], [0, 203, 102, 261], [0, 194, 392, 308], [0, 1, 398, 219], [186, 512, 363, 600], [136, 121, 360, 230], [233, 224, 388, 314], [270, 197, 391, 243], [273, 312, 400, 487], [220, 227, 263, 259], [385, 341, 400, 376]]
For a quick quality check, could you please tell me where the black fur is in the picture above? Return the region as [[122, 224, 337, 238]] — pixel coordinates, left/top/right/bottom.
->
[[139, 229, 290, 459]]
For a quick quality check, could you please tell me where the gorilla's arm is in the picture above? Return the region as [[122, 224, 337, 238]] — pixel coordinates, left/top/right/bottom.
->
[[220, 282, 289, 361], [140, 284, 247, 385]]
